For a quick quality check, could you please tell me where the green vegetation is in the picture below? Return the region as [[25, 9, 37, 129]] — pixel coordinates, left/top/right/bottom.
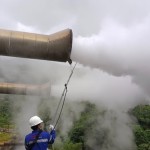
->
[[58, 101, 101, 150], [57, 103, 150, 150], [0, 132, 12, 143], [132, 105, 150, 150], [0, 95, 150, 150], [69, 102, 97, 143], [59, 141, 82, 150], [132, 105, 150, 128], [0, 96, 14, 144], [0, 96, 13, 128]]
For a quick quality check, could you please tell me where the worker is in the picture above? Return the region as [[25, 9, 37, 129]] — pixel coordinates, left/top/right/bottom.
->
[[24, 115, 56, 150]]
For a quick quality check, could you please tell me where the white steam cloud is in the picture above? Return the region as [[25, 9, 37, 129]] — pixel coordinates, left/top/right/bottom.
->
[[72, 17, 150, 98]]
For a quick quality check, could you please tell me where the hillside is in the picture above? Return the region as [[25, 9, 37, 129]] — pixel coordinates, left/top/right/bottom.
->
[[0, 96, 150, 150]]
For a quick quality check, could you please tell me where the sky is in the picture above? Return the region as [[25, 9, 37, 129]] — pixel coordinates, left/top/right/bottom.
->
[[0, 0, 150, 102], [0, 0, 150, 149]]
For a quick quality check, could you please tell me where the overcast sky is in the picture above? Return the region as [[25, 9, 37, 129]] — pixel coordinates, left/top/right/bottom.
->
[[0, 0, 150, 105], [0, 0, 150, 34]]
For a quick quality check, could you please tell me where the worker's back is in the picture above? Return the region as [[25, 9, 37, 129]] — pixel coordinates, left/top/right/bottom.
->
[[25, 129, 56, 150]]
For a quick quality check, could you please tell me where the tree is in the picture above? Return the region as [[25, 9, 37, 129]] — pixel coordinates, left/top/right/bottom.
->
[[0, 96, 13, 127], [68, 102, 99, 149], [132, 105, 150, 128], [132, 105, 150, 150]]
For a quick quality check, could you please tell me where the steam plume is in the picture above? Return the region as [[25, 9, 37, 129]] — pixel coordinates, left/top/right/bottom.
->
[[72, 17, 150, 98]]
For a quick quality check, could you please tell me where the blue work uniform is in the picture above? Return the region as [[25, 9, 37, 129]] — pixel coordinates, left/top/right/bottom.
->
[[25, 129, 56, 150]]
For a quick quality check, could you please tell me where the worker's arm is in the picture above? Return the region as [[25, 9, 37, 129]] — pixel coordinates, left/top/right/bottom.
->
[[24, 137, 30, 150], [49, 125, 56, 144]]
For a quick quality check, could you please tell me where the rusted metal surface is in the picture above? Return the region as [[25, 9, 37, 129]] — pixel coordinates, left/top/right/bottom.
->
[[0, 82, 50, 95], [0, 28, 72, 63]]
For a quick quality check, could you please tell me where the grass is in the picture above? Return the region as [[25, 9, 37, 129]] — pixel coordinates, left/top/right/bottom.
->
[[0, 132, 12, 144]]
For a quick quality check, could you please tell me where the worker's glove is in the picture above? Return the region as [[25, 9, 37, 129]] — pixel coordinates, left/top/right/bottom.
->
[[49, 124, 54, 131]]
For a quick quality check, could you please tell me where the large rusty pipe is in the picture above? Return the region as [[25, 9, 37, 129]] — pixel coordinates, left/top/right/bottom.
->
[[0, 28, 72, 63], [0, 82, 50, 95]]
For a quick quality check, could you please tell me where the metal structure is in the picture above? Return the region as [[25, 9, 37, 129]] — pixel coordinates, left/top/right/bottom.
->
[[0, 28, 72, 63], [0, 28, 73, 95], [0, 82, 50, 95]]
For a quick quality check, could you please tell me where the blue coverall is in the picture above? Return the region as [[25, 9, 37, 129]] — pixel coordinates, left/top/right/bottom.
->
[[25, 129, 56, 150]]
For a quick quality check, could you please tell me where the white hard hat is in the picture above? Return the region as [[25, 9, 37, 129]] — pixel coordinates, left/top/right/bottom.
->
[[29, 116, 43, 127]]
